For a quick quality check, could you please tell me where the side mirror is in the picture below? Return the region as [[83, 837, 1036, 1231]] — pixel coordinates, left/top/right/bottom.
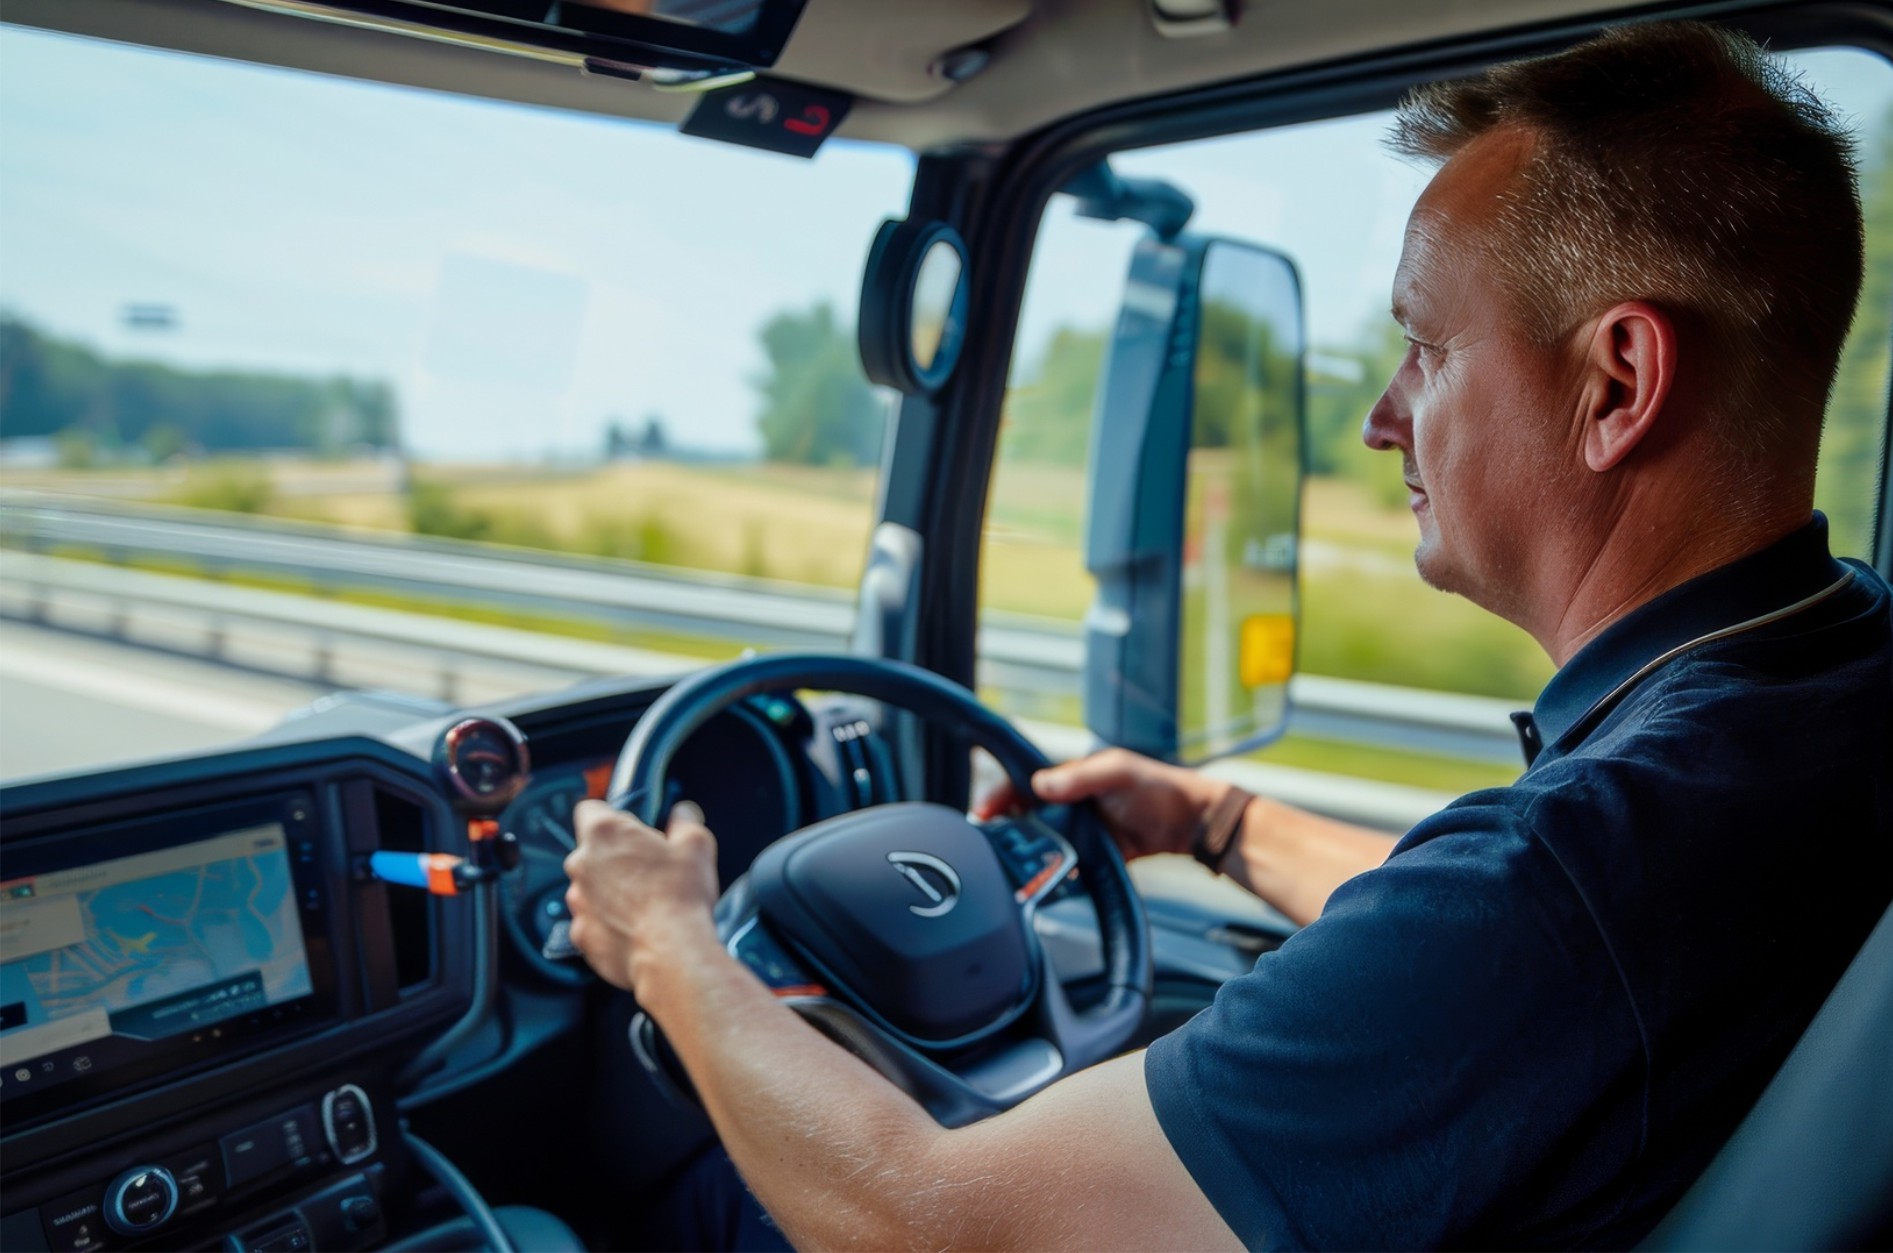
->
[[1082, 236, 1306, 764]]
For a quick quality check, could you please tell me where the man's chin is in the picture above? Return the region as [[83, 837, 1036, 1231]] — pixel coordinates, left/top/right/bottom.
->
[[1413, 538, 1459, 595]]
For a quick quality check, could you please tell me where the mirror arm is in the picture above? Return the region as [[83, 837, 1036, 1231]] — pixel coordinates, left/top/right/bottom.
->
[[1061, 162, 1195, 242]]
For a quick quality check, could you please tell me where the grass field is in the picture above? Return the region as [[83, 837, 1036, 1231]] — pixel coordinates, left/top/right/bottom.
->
[[979, 467, 1553, 701], [11, 449, 1548, 793], [3, 454, 1554, 705]]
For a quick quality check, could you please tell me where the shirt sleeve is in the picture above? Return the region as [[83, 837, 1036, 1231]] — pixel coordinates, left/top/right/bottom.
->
[[1143, 797, 1644, 1250]]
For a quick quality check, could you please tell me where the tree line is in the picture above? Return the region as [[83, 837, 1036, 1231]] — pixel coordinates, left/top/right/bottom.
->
[[6, 95, 1886, 503], [0, 314, 399, 462]]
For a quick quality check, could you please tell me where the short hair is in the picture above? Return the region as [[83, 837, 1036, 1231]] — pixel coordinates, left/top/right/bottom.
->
[[1391, 21, 1864, 462]]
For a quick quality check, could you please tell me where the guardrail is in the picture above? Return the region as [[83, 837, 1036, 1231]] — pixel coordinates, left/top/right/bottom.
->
[[0, 491, 1529, 765], [0, 552, 1462, 831]]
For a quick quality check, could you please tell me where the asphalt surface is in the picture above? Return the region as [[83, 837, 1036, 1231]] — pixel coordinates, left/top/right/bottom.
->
[[0, 615, 1454, 834], [0, 619, 332, 784], [1, 496, 1528, 763]]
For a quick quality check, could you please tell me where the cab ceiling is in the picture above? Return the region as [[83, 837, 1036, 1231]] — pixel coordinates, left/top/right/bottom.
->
[[11, 0, 1659, 152]]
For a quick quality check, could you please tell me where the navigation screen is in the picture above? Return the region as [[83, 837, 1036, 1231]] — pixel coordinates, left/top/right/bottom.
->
[[0, 827, 315, 1077]]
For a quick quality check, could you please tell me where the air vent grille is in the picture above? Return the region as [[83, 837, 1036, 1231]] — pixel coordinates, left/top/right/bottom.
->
[[371, 786, 435, 993]]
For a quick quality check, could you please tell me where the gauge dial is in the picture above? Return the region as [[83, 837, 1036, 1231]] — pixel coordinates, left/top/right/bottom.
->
[[500, 758, 612, 985], [519, 774, 592, 849], [497, 705, 802, 983], [435, 717, 531, 812]]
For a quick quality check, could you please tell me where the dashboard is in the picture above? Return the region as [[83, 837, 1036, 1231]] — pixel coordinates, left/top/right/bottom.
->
[[2, 795, 331, 1128], [0, 668, 1282, 1252], [0, 734, 463, 1253], [0, 669, 894, 1252]]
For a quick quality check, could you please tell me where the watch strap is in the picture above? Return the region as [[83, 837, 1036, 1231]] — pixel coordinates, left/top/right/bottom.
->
[[1191, 786, 1255, 872]]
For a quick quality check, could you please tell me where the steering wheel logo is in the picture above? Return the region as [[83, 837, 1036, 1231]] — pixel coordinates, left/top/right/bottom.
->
[[887, 852, 961, 918]]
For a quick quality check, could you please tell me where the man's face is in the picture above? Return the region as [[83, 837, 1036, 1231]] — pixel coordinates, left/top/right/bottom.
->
[[1362, 130, 1578, 623]]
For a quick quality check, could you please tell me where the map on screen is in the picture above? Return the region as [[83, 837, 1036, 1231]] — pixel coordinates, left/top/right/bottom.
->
[[0, 826, 314, 1070]]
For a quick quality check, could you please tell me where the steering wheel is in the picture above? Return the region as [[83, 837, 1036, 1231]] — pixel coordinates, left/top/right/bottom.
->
[[612, 653, 1153, 1128]]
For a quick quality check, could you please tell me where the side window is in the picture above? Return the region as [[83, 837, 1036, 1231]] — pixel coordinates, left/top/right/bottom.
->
[[980, 47, 1893, 796], [1806, 48, 1893, 561]]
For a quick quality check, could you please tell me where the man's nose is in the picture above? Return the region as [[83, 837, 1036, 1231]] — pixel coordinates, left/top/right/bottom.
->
[[1362, 385, 1410, 452]]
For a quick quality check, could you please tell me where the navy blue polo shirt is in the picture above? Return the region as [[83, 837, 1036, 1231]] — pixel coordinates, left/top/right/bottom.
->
[[1145, 515, 1893, 1250]]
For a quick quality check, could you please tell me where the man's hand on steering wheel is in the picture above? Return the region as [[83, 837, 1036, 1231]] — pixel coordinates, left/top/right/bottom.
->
[[566, 653, 1153, 1131], [974, 746, 1233, 862], [564, 799, 720, 1002]]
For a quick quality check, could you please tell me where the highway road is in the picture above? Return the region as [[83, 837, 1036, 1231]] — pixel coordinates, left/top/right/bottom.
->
[[0, 619, 332, 783], [0, 616, 1453, 832], [1, 494, 1530, 764]]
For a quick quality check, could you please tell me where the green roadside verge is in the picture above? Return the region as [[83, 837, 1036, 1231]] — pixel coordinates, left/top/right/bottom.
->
[[29, 544, 743, 663]]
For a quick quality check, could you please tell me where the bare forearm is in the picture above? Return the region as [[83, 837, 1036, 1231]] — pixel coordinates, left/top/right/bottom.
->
[[641, 922, 950, 1250], [568, 799, 1233, 1251], [1018, 749, 1392, 927], [652, 948, 1237, 1253], [1219, 794, 1395, 925]]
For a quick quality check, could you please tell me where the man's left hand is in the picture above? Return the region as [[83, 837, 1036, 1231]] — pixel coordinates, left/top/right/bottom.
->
[[564, 798, 720, 998]]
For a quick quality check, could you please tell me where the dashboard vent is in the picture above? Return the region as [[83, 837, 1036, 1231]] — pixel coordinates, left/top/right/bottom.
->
[[372, 787, 435, 993]]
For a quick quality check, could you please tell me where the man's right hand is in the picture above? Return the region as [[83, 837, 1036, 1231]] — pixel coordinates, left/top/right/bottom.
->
[[973, 746, 1233, 862]]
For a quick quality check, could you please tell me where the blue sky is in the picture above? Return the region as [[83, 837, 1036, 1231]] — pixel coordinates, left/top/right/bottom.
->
[[0, 25, 913, 458], [3, 26, 1887, 459]]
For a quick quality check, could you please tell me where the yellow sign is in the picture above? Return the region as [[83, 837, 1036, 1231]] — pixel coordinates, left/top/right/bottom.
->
[[1239, 613, 1295, 687]]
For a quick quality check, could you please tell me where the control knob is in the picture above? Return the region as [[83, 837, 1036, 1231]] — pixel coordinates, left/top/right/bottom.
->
[[104, 1164, 179, 1236]]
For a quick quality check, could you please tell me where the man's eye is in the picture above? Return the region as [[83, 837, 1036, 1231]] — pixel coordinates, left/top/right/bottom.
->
[[1405, 335, 1442, 361]]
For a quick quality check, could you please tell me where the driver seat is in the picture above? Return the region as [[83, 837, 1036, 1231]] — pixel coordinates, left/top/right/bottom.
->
[[1642, 896, 1893, 1249]]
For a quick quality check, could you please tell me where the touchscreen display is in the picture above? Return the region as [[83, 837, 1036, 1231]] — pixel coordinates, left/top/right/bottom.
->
[[0, 826, 315, 1080]]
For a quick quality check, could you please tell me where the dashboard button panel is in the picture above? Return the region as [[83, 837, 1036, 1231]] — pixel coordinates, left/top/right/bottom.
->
[[339, 1193, 381, 1235], [164, 1143, 222, 1215], [233, 1214, 313, 1253], [221, 1104, 323, 1188], [321, 1085, 376, 1165], [40, 1185, 108, 1252]]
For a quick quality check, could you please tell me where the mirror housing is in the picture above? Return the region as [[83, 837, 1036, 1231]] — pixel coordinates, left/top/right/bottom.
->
[[859, 219, 971, 395], [1083, 235, 1307, 763]]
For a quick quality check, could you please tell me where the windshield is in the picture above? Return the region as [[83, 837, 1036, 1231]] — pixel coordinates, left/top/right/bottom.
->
[[0, 26, 913, 781]]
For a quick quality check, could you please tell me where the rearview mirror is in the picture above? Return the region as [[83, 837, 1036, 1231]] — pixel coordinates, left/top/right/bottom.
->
[[1083, 236, 1306, 764]]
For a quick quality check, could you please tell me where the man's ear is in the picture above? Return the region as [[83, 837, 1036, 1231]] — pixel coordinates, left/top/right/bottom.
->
[[1580, 301, 1676, 472]]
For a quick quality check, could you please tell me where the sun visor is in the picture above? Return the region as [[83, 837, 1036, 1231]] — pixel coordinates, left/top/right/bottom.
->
[[231, 0, 808, 85]]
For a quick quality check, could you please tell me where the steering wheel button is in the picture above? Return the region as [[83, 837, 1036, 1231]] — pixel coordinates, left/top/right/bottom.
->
[[733, 922, 814, 988]]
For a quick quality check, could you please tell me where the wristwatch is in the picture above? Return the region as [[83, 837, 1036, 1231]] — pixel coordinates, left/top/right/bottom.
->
[[1190, 786, 1255, 872]]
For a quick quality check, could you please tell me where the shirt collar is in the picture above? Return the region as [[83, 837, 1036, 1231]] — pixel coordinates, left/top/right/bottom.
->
[[1528, 513, 1848, 758]]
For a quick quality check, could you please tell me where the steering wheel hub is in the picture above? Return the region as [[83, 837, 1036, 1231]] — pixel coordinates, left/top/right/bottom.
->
[[751, 803, 1035, 1045]]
